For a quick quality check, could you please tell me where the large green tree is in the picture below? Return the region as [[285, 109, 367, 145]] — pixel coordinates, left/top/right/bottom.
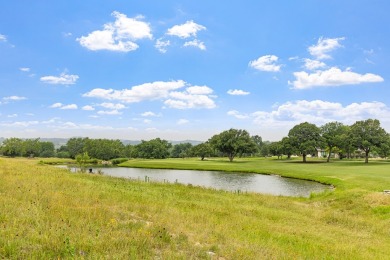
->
[[170, 143, 193, 158], [209, 128, 257, 162], [191, 142, 212, 160], [268, 141, 283, 159], [84, 139, 125, 160], [1, 138, 24, 157], [23, 138, 41, 157], [320, 121, 348, 162], [66, 137, 88, 159], [135, 138, 171, 159], [350, 119, 387, 163], [288, 122, 322, 163]]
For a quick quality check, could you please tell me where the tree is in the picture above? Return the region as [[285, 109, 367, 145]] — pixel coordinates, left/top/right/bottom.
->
[[75, 152, 90, 172], [288, 122, 322, 163], [39, 141, 55, 157], [377, 133, 390, 159], [320, 121, 348, 162], [66, 138, 88, 159], [171, 143, 193, 158], [281, 137, 294, 159], [191, 142, 212, 160], [209, 129, 257, 162], [84, 139, 125, 160], [350, 119, 387, 163], [1, 138, 24, 157], [251, 135, 263, 155], [135, 138, 171, 159], [268, 141, 283, 159], [23, 138, 41, 157]]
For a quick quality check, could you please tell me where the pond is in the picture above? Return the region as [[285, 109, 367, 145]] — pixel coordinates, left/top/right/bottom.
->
[[60, 166, 331, 197]]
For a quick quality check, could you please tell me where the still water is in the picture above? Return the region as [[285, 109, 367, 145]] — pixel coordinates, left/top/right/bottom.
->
[[62, 166, 330, 197]]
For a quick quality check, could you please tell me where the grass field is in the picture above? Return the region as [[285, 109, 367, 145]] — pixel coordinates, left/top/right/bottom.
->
[[1, 157, 390, 259]]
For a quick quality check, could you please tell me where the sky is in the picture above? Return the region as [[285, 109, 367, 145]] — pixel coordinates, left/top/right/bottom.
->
[[0, 1, 389, 141]]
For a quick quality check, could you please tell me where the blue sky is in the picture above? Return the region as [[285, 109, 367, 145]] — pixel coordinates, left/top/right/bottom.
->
[[1, 1, 389, 141]]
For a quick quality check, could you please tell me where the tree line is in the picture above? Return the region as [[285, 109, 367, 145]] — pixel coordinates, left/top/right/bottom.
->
[[1, 119, 389, 163]]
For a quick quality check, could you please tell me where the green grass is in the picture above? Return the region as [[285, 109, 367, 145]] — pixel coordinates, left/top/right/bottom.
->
[[1, 157, 390, 259]]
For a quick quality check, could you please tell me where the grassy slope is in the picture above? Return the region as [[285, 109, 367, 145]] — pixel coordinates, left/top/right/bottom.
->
[[0, 157, 389, 259]]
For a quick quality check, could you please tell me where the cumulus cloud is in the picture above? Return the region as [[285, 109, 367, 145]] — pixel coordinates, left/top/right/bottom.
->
[[303, 59, 327, 70], [227, 89, 250, 96], [61, 104, 78, 110], [141, 111, 159, 117], [97, 109, 122, 115], [308, 37, 345, 60], [164, 86, 216, 109], [183, 39, 206, 50], [167, 21, 206, 39], [84, 80, 217, 110], [232, 100, 390, 128], [40, 72, 79, 85], [290, 67, 384, 89], [77, 11, 152, 52], [249, 55, 282, 72], [227, 110, 249, 119], [155, 38, 170, 53], [83, 80, 186, 103], [0, 34, 6, 42], [99, 102, 126, 110], [82, 105, 95, 111], [50, 103, 77, 110]]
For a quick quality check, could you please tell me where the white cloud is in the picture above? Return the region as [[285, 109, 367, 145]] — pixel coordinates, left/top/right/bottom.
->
[[50, 103, 77, 110], [141, 111, 159, 117], [19, 67, 30, 72], [7, 114, 18, 118], [246, 100, 390, 128], [40, 72, 79, 85], [3, 96, 27, 101], [84, 80, 216, 110], [303, 59, 327, 70], [60, 104, 78, 110], [227, 89, 250, 96], [308, 37, 345, 60], [82, 105, 95, 111], [77, 11, 152, 52], [99, 102, 126, 110], [50, 103, 63, 108], [83, 80, 186, 103], [177, 119, 189, 125], [167, 20, 206, 39], [227, 110, 249, 119], [183, 39, 206, 50], [155, 38, 170, 53], [0, 34, 6, 42], [165, 86, 216, 109], [249, 55, 282, 72], [143, 119, 152, 124], [97, 109, 122, 115], [290, 67, 384, 89], [186, 86, 213, 95], [0, 121, 39, 127]]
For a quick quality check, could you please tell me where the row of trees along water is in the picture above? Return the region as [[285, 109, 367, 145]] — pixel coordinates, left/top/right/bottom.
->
[[1, 119, 389, 163]]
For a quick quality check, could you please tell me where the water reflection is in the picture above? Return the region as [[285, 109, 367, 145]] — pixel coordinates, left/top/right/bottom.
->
[[61, 166, 330, 197]]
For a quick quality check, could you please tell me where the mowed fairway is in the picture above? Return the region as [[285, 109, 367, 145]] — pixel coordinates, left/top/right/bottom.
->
[[1, 157, 390, 259]]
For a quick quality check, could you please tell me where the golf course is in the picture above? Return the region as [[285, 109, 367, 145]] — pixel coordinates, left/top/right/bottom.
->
[[1, 156, 389, 259]]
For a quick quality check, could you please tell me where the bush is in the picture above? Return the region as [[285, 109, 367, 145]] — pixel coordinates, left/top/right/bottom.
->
[[111, 158, 129, 165]]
